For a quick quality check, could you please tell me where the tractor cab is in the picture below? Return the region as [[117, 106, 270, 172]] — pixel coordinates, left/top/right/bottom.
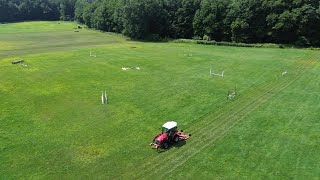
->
[[162, 121, 177, 138]]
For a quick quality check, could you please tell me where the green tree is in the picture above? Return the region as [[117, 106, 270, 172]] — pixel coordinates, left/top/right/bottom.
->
[[122, 0, 147, 39], [193, 0, 230, 41], [264, 0, 320, 45], [227, 0, 268, 43], [75, 0, 89, 23], [295, 4, 320, 46], [0, 0, 19, 22], [174, 0, 200, 38], [81, 1, 101, 28], [60, 0, 76, 21]]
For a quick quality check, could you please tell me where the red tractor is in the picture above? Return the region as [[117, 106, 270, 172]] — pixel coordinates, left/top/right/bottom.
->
[[150, 121, 191, 149]]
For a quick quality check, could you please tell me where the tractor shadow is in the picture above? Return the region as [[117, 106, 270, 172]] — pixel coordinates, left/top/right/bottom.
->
[[156, 141, 187, 153], [172, 140, 186, 148]]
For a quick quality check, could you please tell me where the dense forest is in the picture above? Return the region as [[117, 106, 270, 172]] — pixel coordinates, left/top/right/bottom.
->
[[0, 0, 72, 21], [1, 0, 320, 46]]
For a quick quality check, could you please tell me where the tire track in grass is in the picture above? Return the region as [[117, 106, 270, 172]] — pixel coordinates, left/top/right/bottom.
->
[[129, 59, 314, 179], [128, 59, 316, 179], [144, 61, 312, 179], [158, 68, 312, 179], [141, 84, 287, 179], [159, 59, 318, 179], [171, 57, 315, 141]]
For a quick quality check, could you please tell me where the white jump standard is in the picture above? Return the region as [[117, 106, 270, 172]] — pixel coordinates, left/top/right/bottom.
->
[[122, 67, 130, 70], [183, 48, 193, 57], [90, 50, 96, 57], [104, 90, 108, 104], [210, 68, 224, 78], [101, 90, 108, 104], [227, 86, 237, 100], [121, 67, 141, 71], [228, 91, 236, 100], [282, 70, 288, 76], [21, 64, 28, 68]]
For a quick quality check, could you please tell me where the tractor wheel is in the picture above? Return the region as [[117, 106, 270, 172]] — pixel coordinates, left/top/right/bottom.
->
[[174, 136, 179, 143], [163, 142, 169, 149]]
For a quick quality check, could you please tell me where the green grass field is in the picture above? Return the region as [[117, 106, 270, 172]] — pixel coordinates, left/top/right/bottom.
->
[[0, 21, 319, 179]]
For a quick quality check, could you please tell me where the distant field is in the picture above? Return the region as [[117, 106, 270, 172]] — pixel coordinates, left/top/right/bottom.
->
[[0, 21, 126, 58], [0, 22, 319, 179]]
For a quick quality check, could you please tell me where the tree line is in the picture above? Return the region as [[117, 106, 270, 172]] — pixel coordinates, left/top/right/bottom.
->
[[0, 0, 76, 22], [1, 0, 320, 46]]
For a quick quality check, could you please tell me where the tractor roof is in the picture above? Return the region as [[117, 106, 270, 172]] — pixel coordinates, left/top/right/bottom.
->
[[162, 121, 177, 129]]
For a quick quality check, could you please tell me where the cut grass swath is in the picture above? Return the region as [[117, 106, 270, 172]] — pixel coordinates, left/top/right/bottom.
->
[[129, 58, 317, 179]]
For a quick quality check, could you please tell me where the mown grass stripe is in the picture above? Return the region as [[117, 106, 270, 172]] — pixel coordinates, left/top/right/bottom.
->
[[128, 58, 316, 179]]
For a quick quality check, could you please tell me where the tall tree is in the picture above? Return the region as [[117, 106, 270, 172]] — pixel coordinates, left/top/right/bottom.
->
[[174, 0, 200, 38], [82, 2, 97, 28], [122, 0, 148, 39], [74, 0, 89, 23], [193, 0, 230, 41], [60, 0, 76, 21], [227, 0, 268, 43], [0, 0, 19, 22]]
